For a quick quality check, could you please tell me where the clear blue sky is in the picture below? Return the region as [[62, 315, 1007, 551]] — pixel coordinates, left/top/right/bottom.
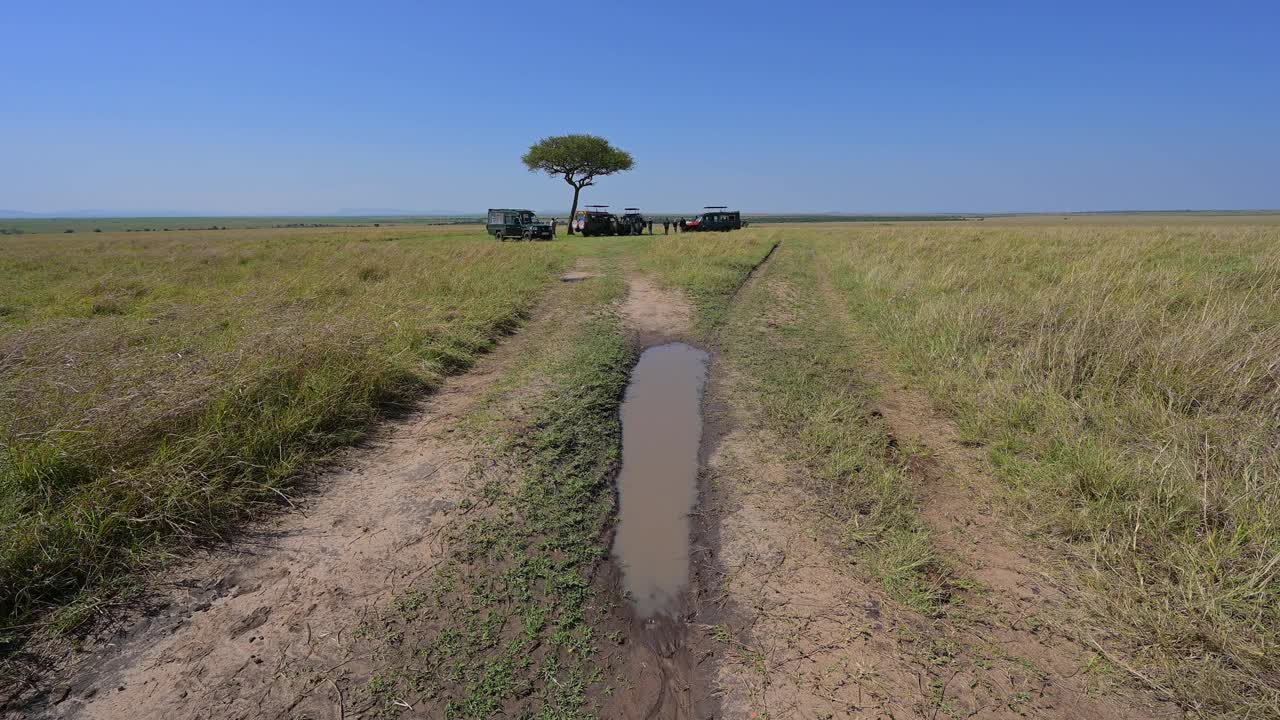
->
[[4, 0, 1277, 215]]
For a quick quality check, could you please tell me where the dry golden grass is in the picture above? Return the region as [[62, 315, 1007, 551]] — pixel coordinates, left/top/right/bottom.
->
[[0, 224, 573, 631], [5, 217, 1276, 716], [807, 220, 1279, 716]]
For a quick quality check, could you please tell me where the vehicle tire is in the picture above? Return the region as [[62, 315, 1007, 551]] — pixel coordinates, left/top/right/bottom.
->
[[494, 231, 504, 241]]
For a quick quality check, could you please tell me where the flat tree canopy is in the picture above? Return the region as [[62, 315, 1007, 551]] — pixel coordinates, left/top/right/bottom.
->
[[522, 134, 634, 233]]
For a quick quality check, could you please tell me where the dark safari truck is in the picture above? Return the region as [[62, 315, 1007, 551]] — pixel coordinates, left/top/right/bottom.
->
[[684, 206, 743, 232], [572, 205, 619, 237], [617, 208, 647, 235], [486, 208, 554, 241]]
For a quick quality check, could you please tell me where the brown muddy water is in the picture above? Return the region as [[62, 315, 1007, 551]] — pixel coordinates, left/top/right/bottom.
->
[[612, 342, 710, 618]]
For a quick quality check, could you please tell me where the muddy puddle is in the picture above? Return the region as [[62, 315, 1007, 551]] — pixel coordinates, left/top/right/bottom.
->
[[612, 342, 710, 619]]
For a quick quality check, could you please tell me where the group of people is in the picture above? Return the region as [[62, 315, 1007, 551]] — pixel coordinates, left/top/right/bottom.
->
[[661, 218, 688, 234], [552, 216, 691, 236], [636, 218, 690, 235], [605, 217, 692, 235]]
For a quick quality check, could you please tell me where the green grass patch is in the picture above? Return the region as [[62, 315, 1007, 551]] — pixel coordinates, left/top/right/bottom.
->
[[362, 283, 632, 718]]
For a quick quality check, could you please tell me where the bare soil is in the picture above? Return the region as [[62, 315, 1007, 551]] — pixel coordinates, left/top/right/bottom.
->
[[622, 276, 694, 346], [55, 398, 475, 720], [697, 369, 928, 718]]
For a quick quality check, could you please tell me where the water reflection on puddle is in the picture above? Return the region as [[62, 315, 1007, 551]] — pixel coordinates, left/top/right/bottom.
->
[[612, 342, 710, 618]]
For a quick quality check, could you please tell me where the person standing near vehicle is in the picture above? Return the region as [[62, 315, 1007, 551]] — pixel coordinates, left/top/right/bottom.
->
[[550, 218, 557, 236], [679, 218, 686, 232], [647, 220, 653, 234], [662, 219, 670, 234]]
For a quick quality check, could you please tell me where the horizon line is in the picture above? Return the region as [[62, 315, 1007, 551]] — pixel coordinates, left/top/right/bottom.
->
[[5, 208, 1280, 221]]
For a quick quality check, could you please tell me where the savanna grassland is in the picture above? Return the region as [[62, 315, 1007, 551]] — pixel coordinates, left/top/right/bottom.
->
[[729, 220, 1280, 717], [0, 222, 780, 717], [0, 225, 574, 630], [3, 218, 1278, 718]]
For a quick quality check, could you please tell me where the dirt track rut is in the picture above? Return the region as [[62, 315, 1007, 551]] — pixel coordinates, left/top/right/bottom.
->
[[598, 275, 708, 720], [12, 246, 1177, 720], [17, 274, 592, 720], [688, 242, 1174, 719]]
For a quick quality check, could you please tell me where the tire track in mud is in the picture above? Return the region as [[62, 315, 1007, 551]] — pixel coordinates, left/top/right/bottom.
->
[[599, 241, 785, 720], [691, 243, 936, 718], [598, 276, 707, 720]]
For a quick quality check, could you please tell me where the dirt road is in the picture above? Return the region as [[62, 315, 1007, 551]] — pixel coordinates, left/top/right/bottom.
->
[[13, 270, 601, 720], [11, 251, 1177, 719], [687, 243, 1175, 719]]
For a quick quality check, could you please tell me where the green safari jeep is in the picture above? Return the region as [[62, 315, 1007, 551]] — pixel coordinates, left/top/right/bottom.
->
[[486, 208, 554, 241]]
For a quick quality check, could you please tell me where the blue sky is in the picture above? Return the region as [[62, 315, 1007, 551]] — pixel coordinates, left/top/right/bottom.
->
[[3, 0, 1277, 214]]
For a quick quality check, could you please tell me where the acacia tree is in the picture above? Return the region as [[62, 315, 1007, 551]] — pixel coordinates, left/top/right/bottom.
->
[[521, 134, 634, 234]]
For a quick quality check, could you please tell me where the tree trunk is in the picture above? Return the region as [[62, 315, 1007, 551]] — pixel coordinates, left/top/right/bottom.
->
[[568, 185, 582, 235]]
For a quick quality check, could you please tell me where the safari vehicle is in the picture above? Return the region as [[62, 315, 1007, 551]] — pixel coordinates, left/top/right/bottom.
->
[[486, 208, 554, 241], [684, 206, 742, 232], [618, 208, 647, 235], [573, 205, 618, 237]]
